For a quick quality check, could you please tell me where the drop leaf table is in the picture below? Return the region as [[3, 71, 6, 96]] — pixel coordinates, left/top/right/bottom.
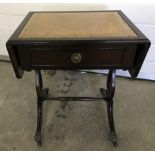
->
[[6, 11, 150, 146]]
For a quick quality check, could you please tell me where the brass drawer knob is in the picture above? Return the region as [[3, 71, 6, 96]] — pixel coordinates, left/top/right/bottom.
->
[[71, 53, 82, 64]]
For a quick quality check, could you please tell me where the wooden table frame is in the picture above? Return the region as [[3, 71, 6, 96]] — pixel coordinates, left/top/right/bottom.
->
[[34, 69, 117, 146], [6, 10, 150, 147]]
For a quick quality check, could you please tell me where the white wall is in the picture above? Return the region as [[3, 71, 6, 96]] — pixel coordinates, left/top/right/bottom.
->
[[0, 3, 155, 80]]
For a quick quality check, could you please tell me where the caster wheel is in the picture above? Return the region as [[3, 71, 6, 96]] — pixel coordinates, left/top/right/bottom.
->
[[34, 132, 42, 146], [110, 131, 118, 147]]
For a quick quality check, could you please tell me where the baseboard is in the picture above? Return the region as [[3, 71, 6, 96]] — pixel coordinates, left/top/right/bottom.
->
[[0, 55, 154, 81], [0, 55, 10, 61], [83, 70, 155, 81]]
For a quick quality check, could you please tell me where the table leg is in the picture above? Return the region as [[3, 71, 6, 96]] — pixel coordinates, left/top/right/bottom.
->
[[33, 69, 117, 146], [34, 70, 49, 145], [100, 69, 118, 146]]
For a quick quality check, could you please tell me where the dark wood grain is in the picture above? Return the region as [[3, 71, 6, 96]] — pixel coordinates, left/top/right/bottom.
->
[[6, 45, 24, 78], [6, 11, 150, 79], [6, 11, 151, 146], [17, 44, 137, 71]]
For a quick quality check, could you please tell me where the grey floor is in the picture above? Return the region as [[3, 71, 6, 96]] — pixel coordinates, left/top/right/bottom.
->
[[0, 61, 155, 151]]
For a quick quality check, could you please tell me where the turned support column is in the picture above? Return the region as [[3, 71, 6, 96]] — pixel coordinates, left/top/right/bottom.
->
[[100, 69, 118, 146]]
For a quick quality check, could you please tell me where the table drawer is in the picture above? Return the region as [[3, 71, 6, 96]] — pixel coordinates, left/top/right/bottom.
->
[[17, 45, 137, 70]]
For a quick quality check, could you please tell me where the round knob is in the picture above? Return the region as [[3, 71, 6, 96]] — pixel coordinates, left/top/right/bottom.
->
[[71, 53, 82, 64]]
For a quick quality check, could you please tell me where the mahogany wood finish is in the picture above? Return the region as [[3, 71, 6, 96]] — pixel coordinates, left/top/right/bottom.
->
[[6, 11, 150, 146], [35, 69, 117, 146]]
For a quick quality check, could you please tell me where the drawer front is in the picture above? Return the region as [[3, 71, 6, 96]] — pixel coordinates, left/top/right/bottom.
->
[[17, 45, 137, 70]]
